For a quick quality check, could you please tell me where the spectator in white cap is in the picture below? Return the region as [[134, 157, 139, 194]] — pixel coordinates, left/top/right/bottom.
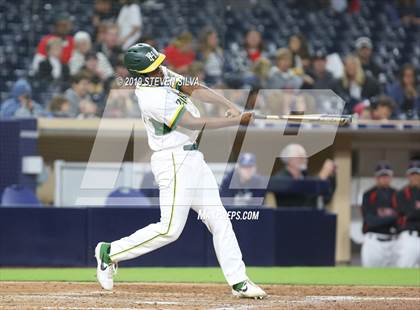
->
[[219, 153, 267, 207], [69, 31, 114, 79], [355, 37, 383, 81]]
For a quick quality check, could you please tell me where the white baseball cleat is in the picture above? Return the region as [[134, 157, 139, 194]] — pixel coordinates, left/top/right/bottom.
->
[[231, 279, 267, 299], [95, 242, 116, 291]]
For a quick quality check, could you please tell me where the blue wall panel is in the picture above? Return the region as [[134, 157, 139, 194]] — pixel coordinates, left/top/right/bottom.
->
[[0, 207, 336, 267], [0, 121, 21, 198], [275, 208, 336, 266], [0, 208, 87, 266]]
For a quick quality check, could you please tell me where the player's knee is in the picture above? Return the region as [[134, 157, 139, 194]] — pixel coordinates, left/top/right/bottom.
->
[[164, 229, 182, 243], [161, 224, 183, 243]]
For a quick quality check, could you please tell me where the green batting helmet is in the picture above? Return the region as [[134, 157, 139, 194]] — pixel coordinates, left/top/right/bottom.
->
[[124, 43, 166, 75]]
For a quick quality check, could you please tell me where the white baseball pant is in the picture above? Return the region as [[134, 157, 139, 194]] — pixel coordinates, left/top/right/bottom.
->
[[109, 149, 248, 286], [361, 233, 398, 267], [396, 230, 420, 268]]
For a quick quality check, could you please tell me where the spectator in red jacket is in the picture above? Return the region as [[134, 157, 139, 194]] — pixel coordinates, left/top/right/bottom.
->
[[244, 29, 264, 63], [31, 14, 74, 73], [164, 31, 196, 74]]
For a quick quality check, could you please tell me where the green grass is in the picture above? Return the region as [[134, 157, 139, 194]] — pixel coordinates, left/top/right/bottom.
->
[[1, 267, 419, 286]]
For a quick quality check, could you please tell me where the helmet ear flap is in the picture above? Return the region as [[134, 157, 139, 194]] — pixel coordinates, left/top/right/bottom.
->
[[127, 69, 145, 78]]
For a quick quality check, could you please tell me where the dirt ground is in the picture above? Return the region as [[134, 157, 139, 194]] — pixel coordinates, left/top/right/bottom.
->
[[0, 282, 419, 310]]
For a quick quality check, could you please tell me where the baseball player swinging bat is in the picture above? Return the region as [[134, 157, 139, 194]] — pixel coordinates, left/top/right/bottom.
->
[[95, 43, 267, 299], [254, 114, 352, 126]]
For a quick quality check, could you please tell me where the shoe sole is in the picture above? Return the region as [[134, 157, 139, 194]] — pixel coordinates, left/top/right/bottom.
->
[[233, 294, 266, 300], [95, 242, 113, 291], [232, 290, 267, 299]]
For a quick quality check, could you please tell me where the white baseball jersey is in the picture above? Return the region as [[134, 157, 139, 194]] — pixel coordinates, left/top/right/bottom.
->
[[135, 67, 200, 151]]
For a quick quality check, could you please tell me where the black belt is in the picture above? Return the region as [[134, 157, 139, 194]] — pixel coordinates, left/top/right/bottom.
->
[[183, 142, 198, 151], [368, 233, 397, 242], [407, 230, 420, 236], [377, 236, 396, 242]]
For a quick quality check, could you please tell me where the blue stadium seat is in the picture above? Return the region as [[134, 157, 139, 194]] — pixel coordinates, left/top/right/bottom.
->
[[1, 184, 42, 207]]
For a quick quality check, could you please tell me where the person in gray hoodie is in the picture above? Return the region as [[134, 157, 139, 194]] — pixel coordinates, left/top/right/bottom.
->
[[0, 79, 44, 118]]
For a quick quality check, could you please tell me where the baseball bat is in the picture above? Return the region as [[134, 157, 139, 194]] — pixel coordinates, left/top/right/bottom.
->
[[254, 114, 352, 126]]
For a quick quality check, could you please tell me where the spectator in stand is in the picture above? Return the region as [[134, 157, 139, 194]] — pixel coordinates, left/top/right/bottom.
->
[[69, 31, 114, 80], [95, 22, 109, 47], [224, 28, 266, 86], [114, 55, 130, 80], [80, 53, 109, 108], [307, 50, 335, 90], [95, 23, 123, 67], [393, 160, 420, 267], [386, 64, 420, 120], [267, 48, 303, 89], [358, 95, 395, 120], [186, 61, 205, 82], [92, 0, 115, 32], [117, 0, 142, 50], [164, 31, 196, 74], [243, 57, 272, 89], [34, 38, 70, 86], [0, 79, 44, 118], [288, 34, 311, 73], [220, 153, 267, 207], [64, 73, 94, 117], [197, 28, 223, 86], [244, 29, 264, 63], [330, 0, 348, 13], [78, 99, 98, 118], [333, 55, 380, 114], [103, 87, 139, 118], [397, 0, 420, 26], [267, 143, 336, 208], [355, 37, 384, 82], [140, 34, 158, 48], [32, 13, 74, 73], [360, 162, 398, 267], [47, 95, 72, 118]]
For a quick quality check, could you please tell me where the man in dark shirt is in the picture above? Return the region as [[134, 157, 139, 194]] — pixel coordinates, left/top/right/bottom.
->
[[307, 50, 335, 90], [394, 160, 420, 267], [355, 37, 383, 81], [361, 162, 398, 267], [268, 144, 336, 208], [219, 153, 266, 207]]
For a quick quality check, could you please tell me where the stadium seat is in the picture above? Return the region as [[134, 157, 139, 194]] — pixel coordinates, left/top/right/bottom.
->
[[1, 184, 42, 207], [0, 0, 418, 103]]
